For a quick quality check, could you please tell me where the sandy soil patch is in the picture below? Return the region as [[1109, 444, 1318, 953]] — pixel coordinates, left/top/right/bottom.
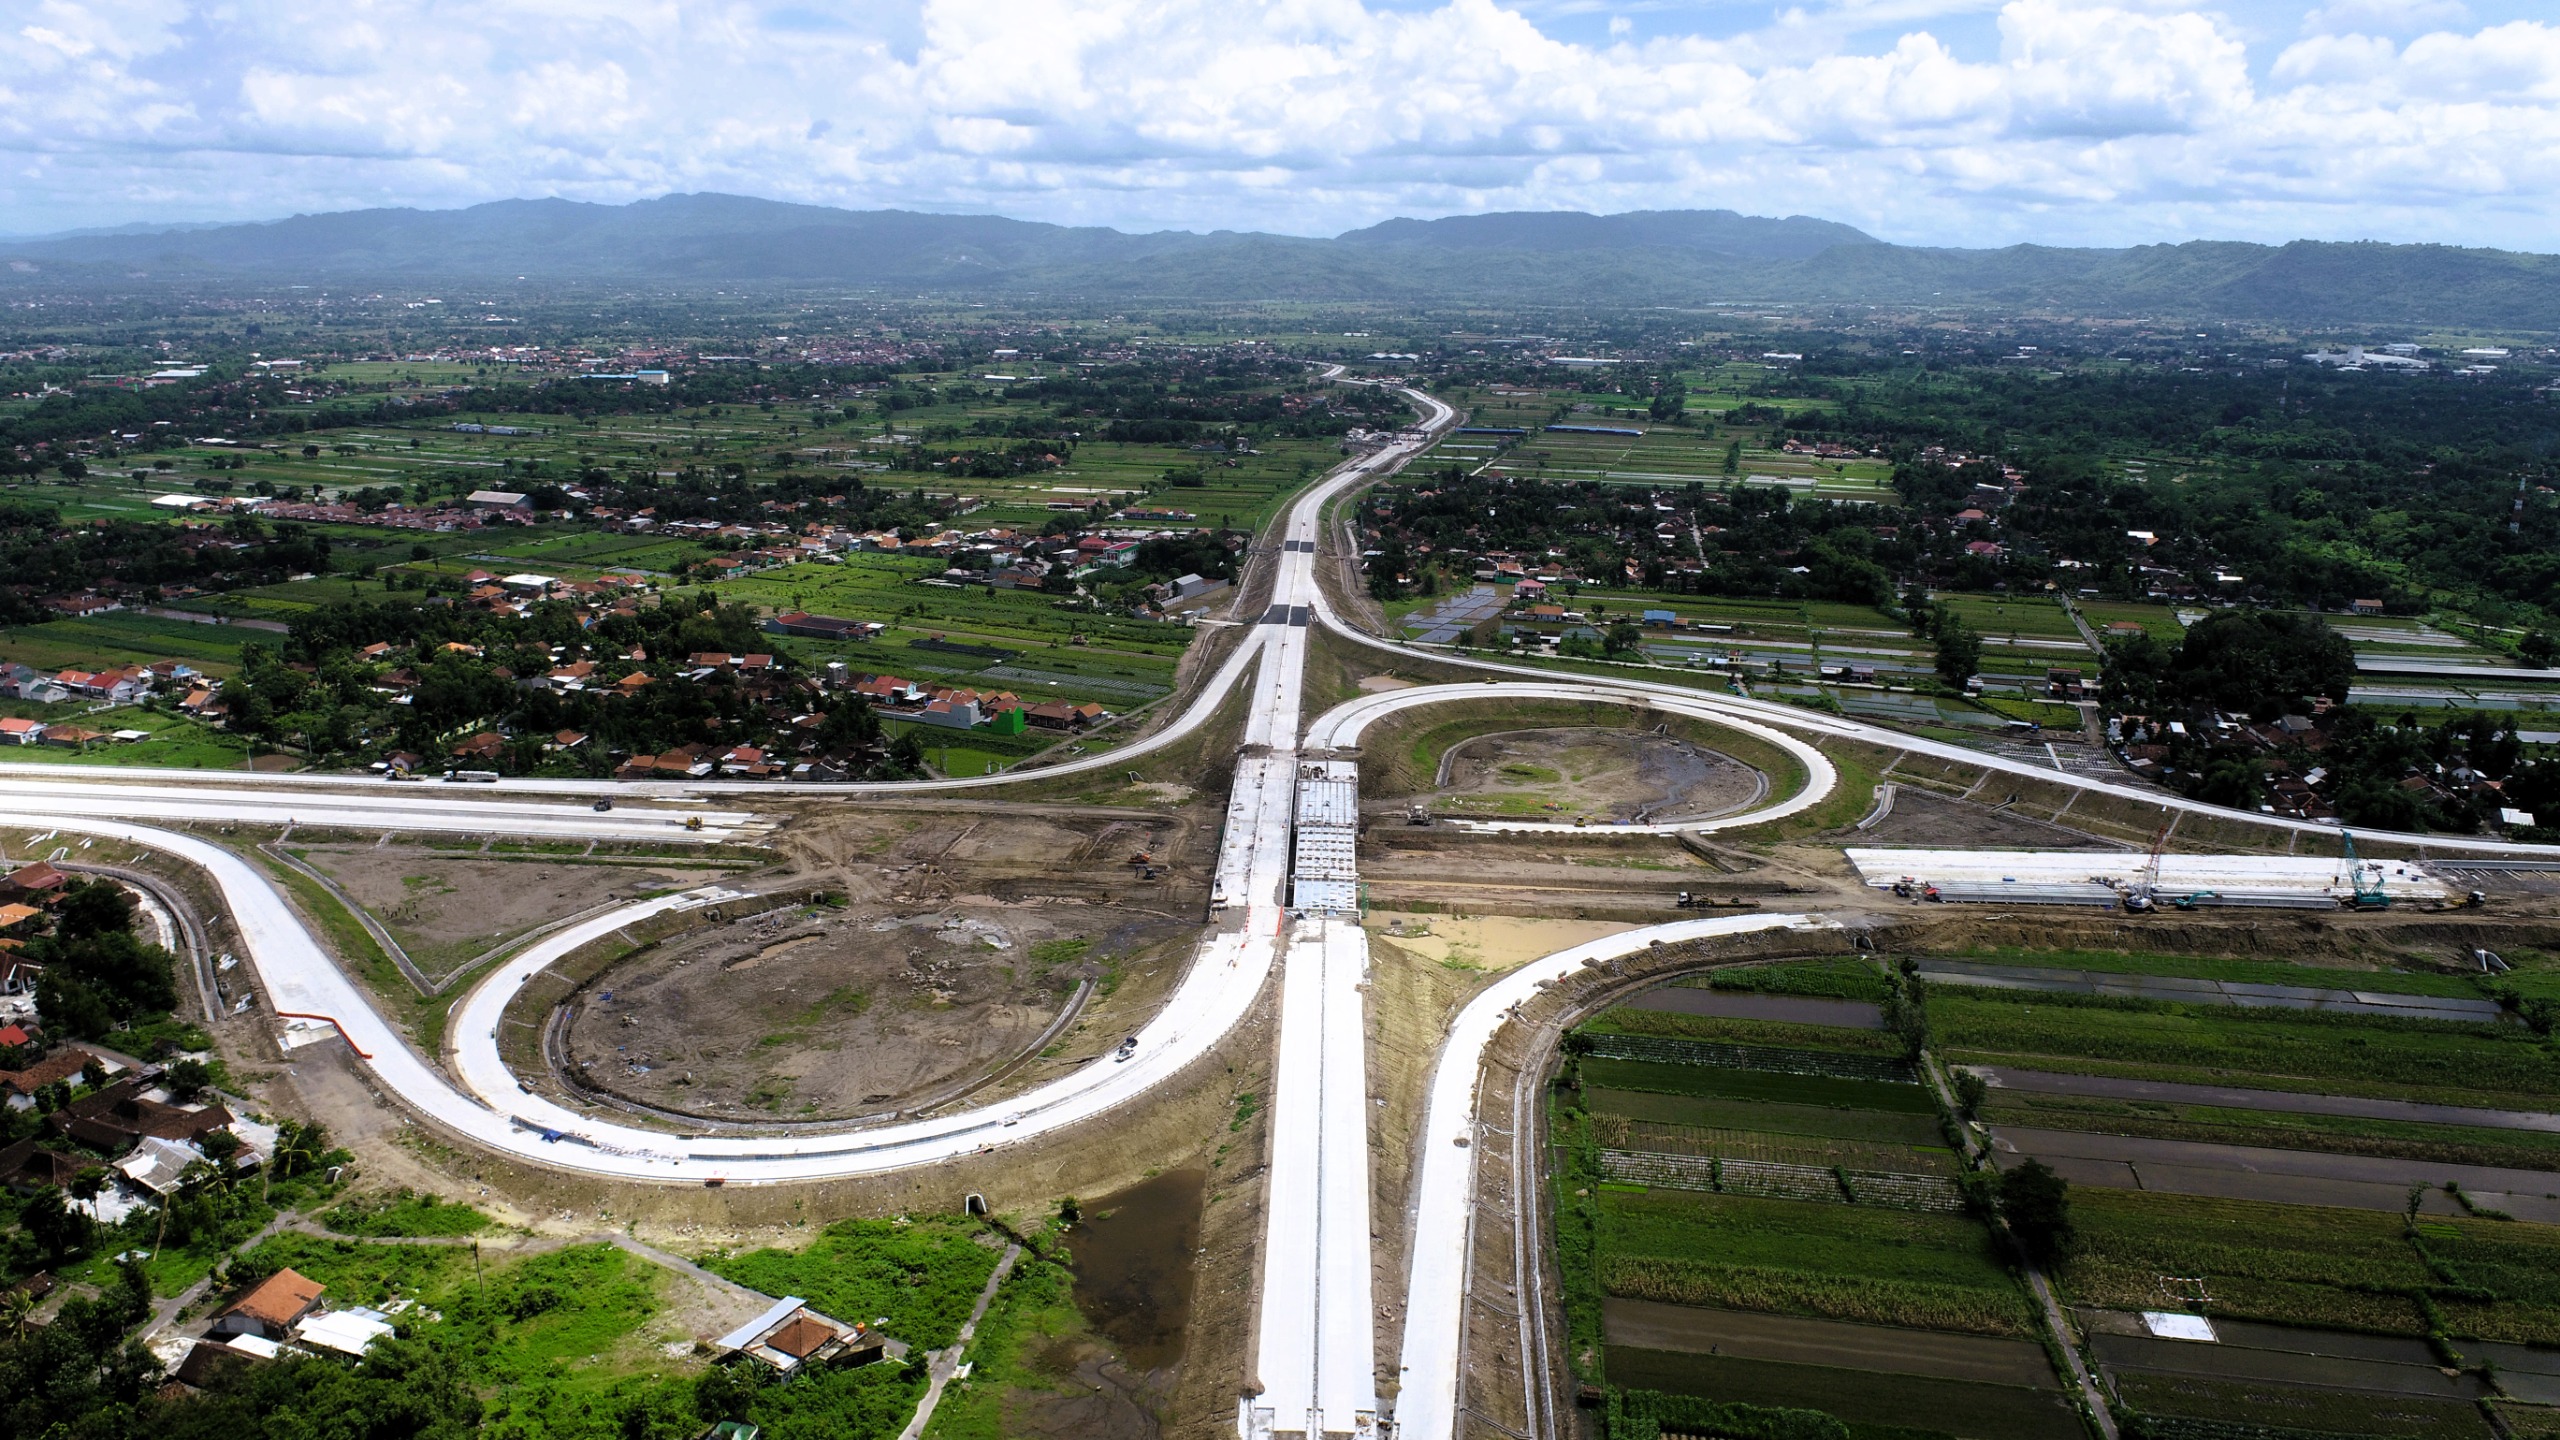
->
[[299, 844, 714, 983], [1368, 911, 1639, 970]]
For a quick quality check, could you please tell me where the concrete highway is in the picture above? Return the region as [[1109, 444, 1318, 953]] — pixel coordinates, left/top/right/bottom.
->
[[0, 773, 769, 843], [1294, 654, 2560, 861], [1391, 914, 1841, 1440], [25, 371, 2560, 1440]]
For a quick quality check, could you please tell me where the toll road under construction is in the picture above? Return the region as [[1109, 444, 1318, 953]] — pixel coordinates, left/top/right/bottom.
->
[[1290, 761, 1361, 915], [1242, 759, 1381, 1438]]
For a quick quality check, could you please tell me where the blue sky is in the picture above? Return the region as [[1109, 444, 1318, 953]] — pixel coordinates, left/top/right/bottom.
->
[[5, 0, 2558, 250]]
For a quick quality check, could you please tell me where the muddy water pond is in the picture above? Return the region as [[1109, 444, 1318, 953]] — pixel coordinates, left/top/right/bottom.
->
[[1069, 1167, 1205, 1373]]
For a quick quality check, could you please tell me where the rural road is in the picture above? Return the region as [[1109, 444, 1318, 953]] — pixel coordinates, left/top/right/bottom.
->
[[23, 373, 2560, 1440]]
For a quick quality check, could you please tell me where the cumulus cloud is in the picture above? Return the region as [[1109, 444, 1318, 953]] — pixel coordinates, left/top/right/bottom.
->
[[2302, 0, 2470, 37], [0, 0, 2555, 250]]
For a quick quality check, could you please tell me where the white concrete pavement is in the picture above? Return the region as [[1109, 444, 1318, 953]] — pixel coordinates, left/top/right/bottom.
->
[[13, 807, 1297, 1182], [1292, 659, 2560, 860], [0, 773, 766, 843], [1390, 913, 1841, 1440], [1301, 680, 1839, 836], [1238, 382, 1457, 1440]]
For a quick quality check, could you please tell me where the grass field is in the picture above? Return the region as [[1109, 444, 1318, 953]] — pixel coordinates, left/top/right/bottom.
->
[[1588, 1089, 1947, 1145], [704, 1216, 1006, 1350], [1424, 389, 1893, 501], [1586, 1006, 1906, 1058], [2058, 1187, 2560, 1345], [220, 1232, 937, 1440], [1583, 1057, 1941, 1113], [319, 1189, 496, 1237], [708, 557, 1190, 713], [0, 703, 252, 768], [1931, 593, 2085, 642], [0, 611, 257, 676], [2074, 601, 2188, 640]]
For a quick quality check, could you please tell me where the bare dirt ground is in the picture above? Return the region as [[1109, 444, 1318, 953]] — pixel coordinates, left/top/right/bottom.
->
[[1406, 727, 1766, 825], [553, 802, 1214, 1122], [1368, 911, 1638, 970], [1846, 784, 2126, 851], [298, 843, 722, 983], [563, 898, 1196, 1120], [1358, 826, 1840, 920]]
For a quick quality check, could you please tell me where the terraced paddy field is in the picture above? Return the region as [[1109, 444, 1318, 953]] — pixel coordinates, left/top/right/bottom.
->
[[1558, 958, 2076, 1440], [1556, 947, 2560, 1439], [1942, 946, 2560, 1436]]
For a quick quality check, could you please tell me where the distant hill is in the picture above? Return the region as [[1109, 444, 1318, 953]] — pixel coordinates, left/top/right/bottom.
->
[[6, 193, 2556, 330]]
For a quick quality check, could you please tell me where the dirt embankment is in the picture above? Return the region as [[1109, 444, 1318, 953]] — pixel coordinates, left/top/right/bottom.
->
[[545, 803, 1214, 1122], [1419, 727, 1766, 825], [298, 843, 718, 984]]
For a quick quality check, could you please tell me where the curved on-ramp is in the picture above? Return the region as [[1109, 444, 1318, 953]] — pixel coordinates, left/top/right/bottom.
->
[[1391, 912, 1842, 1440], [9, 809, 1288, 1183], [0, 381, 1458, 1187], [1302, 680, 1838, 834], [1305, 632, 2560, 859]]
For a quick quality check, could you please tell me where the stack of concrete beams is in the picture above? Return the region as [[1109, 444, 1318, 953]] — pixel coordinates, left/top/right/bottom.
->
[[1289, 760, 1360, 913]]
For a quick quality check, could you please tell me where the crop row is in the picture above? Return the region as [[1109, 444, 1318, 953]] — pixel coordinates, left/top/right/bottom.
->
[[1599, 1255, 2032, 1337], [1615, 1117, 1958, 1175], [1601, 1149, 1965, 1213], [1586, 1032, 1916, 1084]]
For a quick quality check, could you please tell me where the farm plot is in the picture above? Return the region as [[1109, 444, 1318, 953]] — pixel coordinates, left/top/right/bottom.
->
[[710, 557, 1188, 710], [2057, 1187, 2560, 1348], [1973, 1084, 2560, 1175], [1930, 985, 2560, 1111], [1944, 949, 2560, 1431], [0, 610, 255, 676], [1561, 1000, 2059, 1440]]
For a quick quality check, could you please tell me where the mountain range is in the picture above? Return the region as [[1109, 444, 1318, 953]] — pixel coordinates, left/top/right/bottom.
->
[[5, 192, 2555, 331]]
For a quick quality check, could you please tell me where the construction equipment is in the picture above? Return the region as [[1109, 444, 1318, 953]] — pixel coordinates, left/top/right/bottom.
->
[[1405, 804, 1434, 826], [684, 815, 704, 832], [2123, 819, 2172, 912], [2339, 830, 2392, 910]]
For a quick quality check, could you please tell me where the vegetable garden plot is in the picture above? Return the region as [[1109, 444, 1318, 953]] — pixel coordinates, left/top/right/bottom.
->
[[1601, 1150, 1967, 1212], [1586, 1031, 1918, 1084]]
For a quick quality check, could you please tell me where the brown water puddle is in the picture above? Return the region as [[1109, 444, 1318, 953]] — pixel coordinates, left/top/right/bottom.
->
[[1068, 1167, 1205, 1373]]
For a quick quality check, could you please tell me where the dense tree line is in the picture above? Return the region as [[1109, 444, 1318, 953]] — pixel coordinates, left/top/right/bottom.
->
[[29, 880, 180, 1041], [0, 503, 331, 616]]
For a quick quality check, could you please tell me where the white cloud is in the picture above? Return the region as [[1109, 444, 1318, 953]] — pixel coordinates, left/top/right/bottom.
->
[[0, 0, 2554, 250], [2302, 0, 2469, 37]]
